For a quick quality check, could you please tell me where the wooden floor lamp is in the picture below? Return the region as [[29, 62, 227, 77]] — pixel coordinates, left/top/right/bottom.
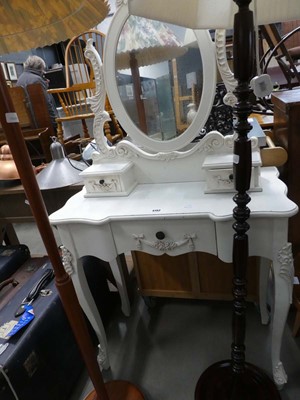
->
[[128, 0, 300, 398], [0, 1, 145, 399]]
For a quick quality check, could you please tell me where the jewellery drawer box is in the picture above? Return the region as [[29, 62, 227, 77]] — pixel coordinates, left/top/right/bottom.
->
[[80, 161, 137, 197], [202, 150, 262, 193]]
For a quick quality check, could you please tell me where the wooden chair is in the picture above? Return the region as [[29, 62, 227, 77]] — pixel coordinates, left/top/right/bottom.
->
[[260, 24, 300, 89], [0, 85, 53, 164], [281, 20, 300, 63], [48, 29, 124, 145]]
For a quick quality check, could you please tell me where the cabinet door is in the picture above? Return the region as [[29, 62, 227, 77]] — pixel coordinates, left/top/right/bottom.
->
[[196, 253, 260, 302], [132, 251, 200, 299]]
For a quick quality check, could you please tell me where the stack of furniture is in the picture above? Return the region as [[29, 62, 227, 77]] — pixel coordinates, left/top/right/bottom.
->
[[272, 88, 300, 336]]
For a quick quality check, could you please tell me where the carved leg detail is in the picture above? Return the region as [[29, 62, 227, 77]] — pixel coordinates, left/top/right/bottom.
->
[[97, 343, 109, 370], [60, 245, 74, 275], [273, 362, 288, 389], [278, 243, 294, 304], [272, 242, 294, 388], [59, 245, 110, 369]]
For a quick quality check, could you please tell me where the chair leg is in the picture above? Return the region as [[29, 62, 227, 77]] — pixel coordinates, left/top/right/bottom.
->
[[56, 121, 64, 144], [81, 119, 90, 138]]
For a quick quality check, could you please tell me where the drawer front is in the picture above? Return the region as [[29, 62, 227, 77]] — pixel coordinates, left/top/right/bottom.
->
[[111, 219, 217, 256], [205, 166, 260, 193]]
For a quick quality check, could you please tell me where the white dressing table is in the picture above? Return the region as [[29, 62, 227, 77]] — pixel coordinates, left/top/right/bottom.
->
[[49, 3, 297, 388], [50, 166, 297, 385]]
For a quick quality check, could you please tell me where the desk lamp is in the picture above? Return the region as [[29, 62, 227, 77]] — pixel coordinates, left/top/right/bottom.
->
[[36, 138, 87, 190], [128, 0, 299, 398], [0, 1, 145, 399]]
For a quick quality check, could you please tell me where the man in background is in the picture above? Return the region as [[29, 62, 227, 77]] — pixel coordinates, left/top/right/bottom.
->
[[16, 55, 58, 129]]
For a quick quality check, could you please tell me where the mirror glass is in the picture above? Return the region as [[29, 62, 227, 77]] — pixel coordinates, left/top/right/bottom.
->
[[115, 16, 203, 141], [103, 6, 216, 152]]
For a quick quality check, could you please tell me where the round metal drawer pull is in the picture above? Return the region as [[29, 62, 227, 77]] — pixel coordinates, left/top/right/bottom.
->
[[156, 231, 165, 240]]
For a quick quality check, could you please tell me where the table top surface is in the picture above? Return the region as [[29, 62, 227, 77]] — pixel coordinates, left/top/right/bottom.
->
[[49, 167, 298, 226], [0, 182, 83, 196]]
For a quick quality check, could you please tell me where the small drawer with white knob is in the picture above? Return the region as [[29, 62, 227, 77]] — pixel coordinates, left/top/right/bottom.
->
[[80, 161, 137, 197], [203, 151, 261, 193]]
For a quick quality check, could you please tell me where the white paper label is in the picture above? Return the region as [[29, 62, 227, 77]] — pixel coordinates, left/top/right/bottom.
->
[[294, 276, 299, 285], [5, 112, 19, 123], [233, 154, 239, 164]]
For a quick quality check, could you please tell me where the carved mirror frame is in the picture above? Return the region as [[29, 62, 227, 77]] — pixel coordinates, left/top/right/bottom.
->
[[99, 2, 217, 154]]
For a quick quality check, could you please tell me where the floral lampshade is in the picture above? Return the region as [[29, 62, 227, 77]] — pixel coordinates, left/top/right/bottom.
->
[[116, 15, 186, 70]]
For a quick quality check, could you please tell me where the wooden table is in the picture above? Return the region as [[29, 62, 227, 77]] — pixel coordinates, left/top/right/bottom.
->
[[0, 182, 82, 244]]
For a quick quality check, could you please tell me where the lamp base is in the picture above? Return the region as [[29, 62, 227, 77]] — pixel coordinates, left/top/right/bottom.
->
[[195, 360, 281, 400], [84, 380, 145, 400]]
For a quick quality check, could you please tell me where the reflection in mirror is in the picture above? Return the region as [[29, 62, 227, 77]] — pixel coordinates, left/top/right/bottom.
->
[[115, 16, 203, 141]]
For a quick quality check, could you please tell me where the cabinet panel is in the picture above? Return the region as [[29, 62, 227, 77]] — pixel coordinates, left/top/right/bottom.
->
[[132, 251, 260, 302], [272, 89, 300, 257]]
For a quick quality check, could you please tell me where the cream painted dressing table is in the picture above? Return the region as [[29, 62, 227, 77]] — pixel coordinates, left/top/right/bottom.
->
[[49, 3, 297, 388]]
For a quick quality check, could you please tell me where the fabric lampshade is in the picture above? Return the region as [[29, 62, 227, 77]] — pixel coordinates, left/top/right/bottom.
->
[[128, 0, 300, 29], [0, 0, 109, 54]]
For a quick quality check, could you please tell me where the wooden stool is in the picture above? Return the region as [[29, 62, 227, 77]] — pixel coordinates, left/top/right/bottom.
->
[[292, 284, 300, 336]]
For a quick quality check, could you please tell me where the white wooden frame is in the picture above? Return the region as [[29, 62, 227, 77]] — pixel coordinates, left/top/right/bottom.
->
[[7, 62, 18, 81], [1, 62, 8, 80], [103, 3, 217, 153]]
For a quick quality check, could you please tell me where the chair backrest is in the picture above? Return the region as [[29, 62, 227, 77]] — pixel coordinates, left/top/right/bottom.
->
[[9, 86, 34, 129], [26, 83, 56, 136], [260, 24, 286, 59], [260, 24, 300, 88], [281, 20, 300, 51], [0, 86, 32, 146], [64, 29, 105, 90], [0, 85, 54, 163]]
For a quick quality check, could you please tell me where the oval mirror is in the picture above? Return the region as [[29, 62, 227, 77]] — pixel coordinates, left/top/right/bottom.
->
[[104, 5, 216, 152]]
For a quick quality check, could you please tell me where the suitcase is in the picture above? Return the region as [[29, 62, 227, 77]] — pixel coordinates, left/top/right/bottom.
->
[[0, 245, 30, 283], [0, 260, 84, 400], [0, 256, 47, 311]]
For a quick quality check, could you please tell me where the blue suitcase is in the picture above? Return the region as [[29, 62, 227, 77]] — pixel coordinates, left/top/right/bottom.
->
[[0, 259, 84, 400], [0, 245, 30, 283]]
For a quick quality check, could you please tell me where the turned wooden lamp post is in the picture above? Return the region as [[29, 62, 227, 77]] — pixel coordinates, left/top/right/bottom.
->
[[0, 1, 144, 399], [128, 0, 300, 398]]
